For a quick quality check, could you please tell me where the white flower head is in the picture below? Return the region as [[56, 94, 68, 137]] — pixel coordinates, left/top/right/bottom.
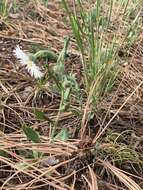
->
[[13, 45, 44, 79], [27, 62, 44, 79], [13, 45, 29, 66]]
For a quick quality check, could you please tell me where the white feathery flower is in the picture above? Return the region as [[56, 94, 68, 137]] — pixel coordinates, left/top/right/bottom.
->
[[13, 45, 44, 79], [13, 45, 29, 66], [26, 62, 44, 79]]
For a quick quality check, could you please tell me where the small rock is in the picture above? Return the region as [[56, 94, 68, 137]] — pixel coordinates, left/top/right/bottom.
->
[[41, 156, 59, 167]]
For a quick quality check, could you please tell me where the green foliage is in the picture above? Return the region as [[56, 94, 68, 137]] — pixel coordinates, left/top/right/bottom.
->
[[0, 0, 17, 18], [62, 0, 117, 105], [104, 130, 143, 163], [16, 162, 30, 170], [34, 109, 47, 121], [53, 128, 69, 141], [62, 0, 141, 107], [0, 0, 9, 18], [41, 0, 49, 6], [31, 37, 80, 139], [47, 37, 81, 139], [33, 49, 58, 62], [23, 125, 41, 143], [0, 150, 9, 158], [22, 125, 41, 158]]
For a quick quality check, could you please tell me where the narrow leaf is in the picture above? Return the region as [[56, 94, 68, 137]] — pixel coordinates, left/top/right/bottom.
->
[[54, 128, 69, 141], [23, 125, 41, 143], [0, 150, 9, 158], [34, 109, 46, 120]]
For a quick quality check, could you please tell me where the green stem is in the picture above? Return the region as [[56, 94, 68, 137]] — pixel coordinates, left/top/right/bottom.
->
[[34, 50, 58, 61], [51, 93, 64, 140]]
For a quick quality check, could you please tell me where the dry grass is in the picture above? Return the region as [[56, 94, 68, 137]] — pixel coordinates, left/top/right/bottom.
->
[[0, 0, 143, 189]]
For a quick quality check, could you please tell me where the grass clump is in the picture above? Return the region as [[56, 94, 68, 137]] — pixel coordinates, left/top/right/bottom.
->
[[61, 0, 142, 137], [0, 0, 9, 18], [62, 0, 141, 103], [0, 0, 17, 18]]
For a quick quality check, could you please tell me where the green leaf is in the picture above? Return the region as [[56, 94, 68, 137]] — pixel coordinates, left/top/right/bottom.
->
[[23, 125, 41, 143], [34, 109, 46, 120], [0, 150, 9, 158], [57, 36, 70, 62], [54, 128, 69, 141], [53, 62, 64, 75], [18, 149, 34, 158], [16, 163, 29, 170], [32, 150, 41, 159], [34, 50, 58, 61], [63, 87, 70, 101]]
